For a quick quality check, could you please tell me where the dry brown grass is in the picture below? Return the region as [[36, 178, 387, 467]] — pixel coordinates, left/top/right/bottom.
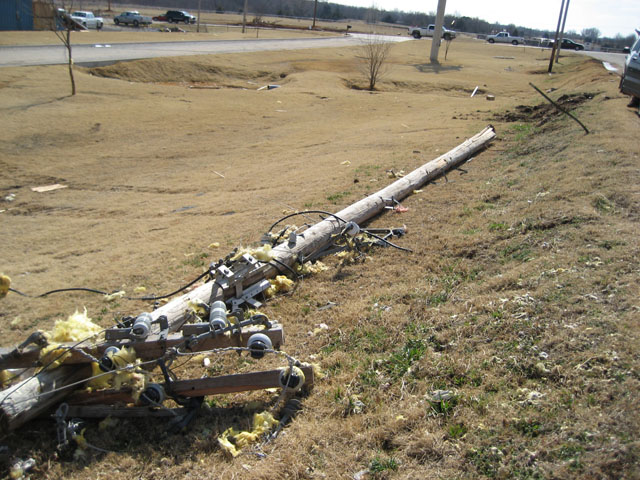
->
[[1, 34, 639, 479]]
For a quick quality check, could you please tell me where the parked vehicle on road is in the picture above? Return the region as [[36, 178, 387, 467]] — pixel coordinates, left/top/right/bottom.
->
[[620, 36, 640, 106], [71, 11, 103, 29], [486, 32, 525, 45], [556, 38, 585, 50], [408, 24, 455, 40], [113, 11, 152, 27], [165, 11, 196, 24]]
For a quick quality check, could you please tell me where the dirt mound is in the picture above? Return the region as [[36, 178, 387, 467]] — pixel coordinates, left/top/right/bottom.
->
[[493, 92, 598, 124], [87, 57, 289, 87]]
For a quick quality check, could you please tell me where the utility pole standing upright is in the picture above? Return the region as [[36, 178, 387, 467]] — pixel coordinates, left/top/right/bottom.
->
[[548, 0, 565, 73], [197, 0, 201, 33], [555, 0, 571, 63], [312, 0, 318, 29], [242, 0, 248, 33], [429, 0, 447, 63]]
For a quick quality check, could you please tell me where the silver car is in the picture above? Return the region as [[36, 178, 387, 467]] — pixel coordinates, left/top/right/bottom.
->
[[620, 35, 640, 106], [113, 11, 152, 27]]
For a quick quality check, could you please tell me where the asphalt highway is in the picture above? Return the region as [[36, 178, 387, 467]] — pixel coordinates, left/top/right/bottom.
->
[[0, 34, 409, 68]]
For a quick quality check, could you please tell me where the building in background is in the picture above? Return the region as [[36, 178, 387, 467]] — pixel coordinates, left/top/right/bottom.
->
[[1, 0, 56, 31]]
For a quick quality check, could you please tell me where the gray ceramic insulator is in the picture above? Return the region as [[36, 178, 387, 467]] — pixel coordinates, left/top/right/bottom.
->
[[132, 312, 152, 339], [209, 300, 228, 330]]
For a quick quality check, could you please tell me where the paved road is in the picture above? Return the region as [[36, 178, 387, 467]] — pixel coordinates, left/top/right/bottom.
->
[[580, 50, 627, 74], [0, 34, 409, 68]]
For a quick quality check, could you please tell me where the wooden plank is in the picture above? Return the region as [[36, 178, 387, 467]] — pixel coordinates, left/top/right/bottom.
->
[[67, 365, 314, 406], [65, 405, 187, 418], [0, 326, 284, 369]]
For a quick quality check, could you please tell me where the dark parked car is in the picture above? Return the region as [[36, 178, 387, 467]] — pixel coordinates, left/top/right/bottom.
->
[[553, 38, 585, 51], [165, 10, 196, 24], [620, 36, 640, 107]]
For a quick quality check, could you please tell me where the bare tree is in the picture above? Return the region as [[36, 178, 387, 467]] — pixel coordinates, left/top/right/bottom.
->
[[581, 27, 600, 43], [358, 35, 392, 91], [50, 1, 78, 95]]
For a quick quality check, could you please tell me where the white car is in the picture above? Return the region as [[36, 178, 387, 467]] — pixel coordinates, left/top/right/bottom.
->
[[70, 11, 103, 29]]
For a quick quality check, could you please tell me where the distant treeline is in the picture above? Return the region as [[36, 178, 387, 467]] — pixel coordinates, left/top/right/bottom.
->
[[105, 0, 636, 48]]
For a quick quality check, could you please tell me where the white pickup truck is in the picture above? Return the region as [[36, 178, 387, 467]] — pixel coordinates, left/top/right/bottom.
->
[[113, 11, 153, 27], [70, 11, 104, 29], [486, 32, 525, 45], [408, 24, 456, 40]]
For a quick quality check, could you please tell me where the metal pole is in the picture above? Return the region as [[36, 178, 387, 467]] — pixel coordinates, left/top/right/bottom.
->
[[555, 0, 570, 63], [548, 0, 565, 73], [429, 0, 447, 63]]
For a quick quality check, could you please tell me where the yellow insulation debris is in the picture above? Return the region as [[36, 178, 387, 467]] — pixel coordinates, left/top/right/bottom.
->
[[39, 345, 71, 370], [232, 244, 274, 262], [38, 310, 104, 370], [104, 291, 125, 301], [265, 275, 294, 297], [49, 309, 103, 342], [218, 411, 280, 457], [187, 299, 209, 317], [86, 346, 149, 400], [0, 273, 10, 299], [99, 416, 119, 431], [295, 261, 329, 275]]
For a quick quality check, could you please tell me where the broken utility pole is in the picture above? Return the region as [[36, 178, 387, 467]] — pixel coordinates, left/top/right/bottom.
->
[[0, 126, 496, 433]]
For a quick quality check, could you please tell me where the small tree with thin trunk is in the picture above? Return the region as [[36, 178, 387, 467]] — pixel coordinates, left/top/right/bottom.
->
[[358, 35, 392, 91], [51, 1, 77, 95]]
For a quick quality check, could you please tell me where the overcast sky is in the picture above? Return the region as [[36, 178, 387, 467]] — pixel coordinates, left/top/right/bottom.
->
[[334, 0, 639, 38]]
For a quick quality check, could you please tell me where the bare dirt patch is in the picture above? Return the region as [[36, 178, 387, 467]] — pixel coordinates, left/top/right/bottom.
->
[[494, 92, 598, 125], [1, 36, 639, 479]]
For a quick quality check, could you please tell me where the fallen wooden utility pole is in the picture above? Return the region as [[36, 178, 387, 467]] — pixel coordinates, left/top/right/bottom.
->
[[152, 125, 497, 327], [0, 125, 495, 433], [0, 365, 91, 434]]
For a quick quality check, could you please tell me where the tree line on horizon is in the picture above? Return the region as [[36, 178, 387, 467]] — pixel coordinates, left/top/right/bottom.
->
[[101, 0, 636, 49]]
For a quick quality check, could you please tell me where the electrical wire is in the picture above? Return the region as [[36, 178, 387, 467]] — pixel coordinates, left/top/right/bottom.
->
[[0, 327, 109, 408], [7, 269, 211, 302], [4, 357, 160, 408], [267, 210, 348, 246], [362, 230, 414, 253], [268, 258, 301, 280]]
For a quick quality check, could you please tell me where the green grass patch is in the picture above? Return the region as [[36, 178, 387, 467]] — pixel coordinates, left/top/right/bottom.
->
[[369, 455, 399, 473], [511, 122, 536, 141], [501, 243, 532, 262], [489, 222, 508, 231], [448, 423, 468, 439], [327, 190, 352, 204], [380, 339, 426, 380]]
